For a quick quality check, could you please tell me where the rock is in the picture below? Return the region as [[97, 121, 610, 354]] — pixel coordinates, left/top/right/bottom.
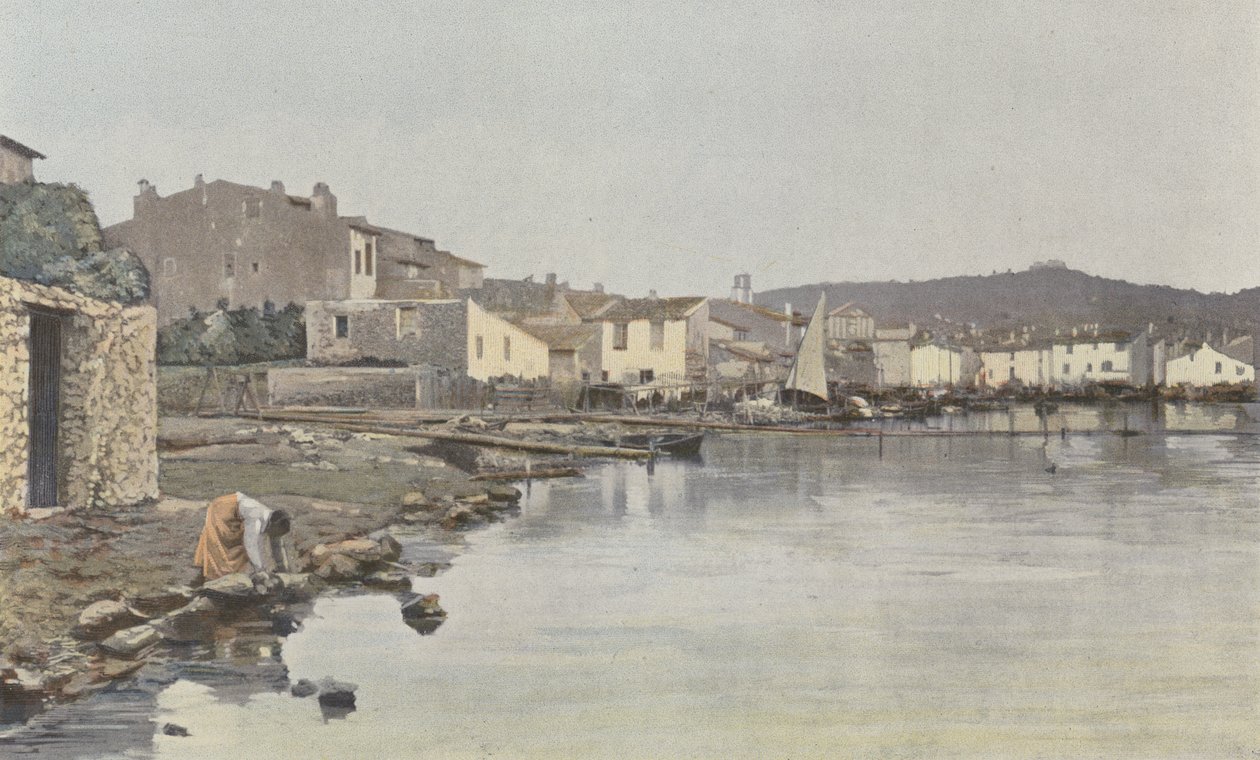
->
[[290, 679, 318, 698], [251, 571, 283, 597], [487, 485, 523, 503], [276, 573, 321, 600], [127, 586, 194, 617], [400, 593, 446, 635], [326, 538, 383, 563], [151, 597, 220, 643], [74, 600, 145, 641], [461, 493, 490, 505], [316, 678, 357, 708], [423, 479, 488, 502], [400, 491, 431, 510], [441, 505, 484, 530], [98, 625, 159, 659], [162, 723, 190, 737], [313, 553, 367, 583], [100, 658, 146, 680], [199, 573, 257, 602], [60, 671, 108, 699], [362, 570, 412, 592], [378, 535, 402, 563]]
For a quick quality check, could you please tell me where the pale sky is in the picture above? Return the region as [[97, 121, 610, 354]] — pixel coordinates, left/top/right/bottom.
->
[[4, 1, 1257, 296]]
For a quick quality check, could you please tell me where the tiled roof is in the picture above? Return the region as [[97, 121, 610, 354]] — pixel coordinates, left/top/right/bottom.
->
[[564, 291, 621, 319], [600, 296, 706, 321], [513, 322, 600, 350], [0, 135, 45, 160]]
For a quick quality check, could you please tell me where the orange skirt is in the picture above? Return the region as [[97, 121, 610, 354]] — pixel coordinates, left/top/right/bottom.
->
[[193, 493, 248, 580]]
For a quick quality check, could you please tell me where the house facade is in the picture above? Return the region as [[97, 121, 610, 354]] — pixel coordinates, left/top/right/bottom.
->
[[1165, 343, 1255, 386], [102, 177, 482, 325], [594, 297, 708, 386], [0, 277, 158, 512], [827, 302, 876, 342], [466, 299, 550, 381], [1051, 331, 1151, 386], [978, 346, 1053, 387], [305, 298, 466, 369], [910, 343, 972, 388], [0, 135, 45, 184]]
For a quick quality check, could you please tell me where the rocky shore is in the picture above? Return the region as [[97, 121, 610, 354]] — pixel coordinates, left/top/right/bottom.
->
[[0, 414, 599, 729]]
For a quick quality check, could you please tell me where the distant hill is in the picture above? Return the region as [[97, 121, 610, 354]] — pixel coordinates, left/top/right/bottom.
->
[[755, 267, 1260, 338]]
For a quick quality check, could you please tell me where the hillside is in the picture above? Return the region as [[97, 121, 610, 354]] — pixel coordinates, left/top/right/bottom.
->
[[756, 267, 1260, 337]]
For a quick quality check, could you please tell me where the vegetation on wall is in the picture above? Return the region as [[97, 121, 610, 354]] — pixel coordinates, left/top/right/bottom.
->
[[157, 301, 306, 365], [0, 182, 150, 303]]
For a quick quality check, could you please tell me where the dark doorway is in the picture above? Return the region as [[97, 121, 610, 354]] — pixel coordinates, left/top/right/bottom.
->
[[28, 310, 63, 507]]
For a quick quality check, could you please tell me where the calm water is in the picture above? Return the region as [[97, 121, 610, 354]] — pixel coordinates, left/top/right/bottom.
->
[[6, 410, 1260, 758]]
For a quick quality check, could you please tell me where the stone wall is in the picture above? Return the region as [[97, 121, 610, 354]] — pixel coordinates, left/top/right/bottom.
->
[[306, 299, 467, 368], [268, 367, 419, 408], [0, 277, 158, 513]]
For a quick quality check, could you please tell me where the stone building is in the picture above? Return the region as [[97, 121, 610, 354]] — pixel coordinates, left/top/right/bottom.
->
[[102, 177, 483, 325], [0, 276, 158, 512], [0, 135, 45, 184], [305, 298, 467, 369]]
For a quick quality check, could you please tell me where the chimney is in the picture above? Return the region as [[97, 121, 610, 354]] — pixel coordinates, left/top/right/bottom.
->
[[785, 302, 793, 345], [194, 173, 204, 188], [310, 182, 337, 217], [134, 179, 159, 216], [270, 180, 286, 194], [592, 282, 604, 293], [648, 289, 658, 300], [545, 273, 557, 286]]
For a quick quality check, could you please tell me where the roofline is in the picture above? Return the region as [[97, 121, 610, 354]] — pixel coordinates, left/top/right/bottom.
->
[[0, 135, 45, 160]]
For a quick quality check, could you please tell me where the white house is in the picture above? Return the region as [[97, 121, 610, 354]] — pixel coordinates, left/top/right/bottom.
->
[[909, 342, 974, 387], [1051, 330, 1152, 387], [1165, 343, 1254, 387], [592, 296, 708, 387], [466, 299, 550, 382], [827, 302, 875, 342], [978, 345, 1053, 387]]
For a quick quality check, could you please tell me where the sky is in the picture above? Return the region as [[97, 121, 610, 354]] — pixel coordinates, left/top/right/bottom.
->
[[3, 1, 1257, 297]]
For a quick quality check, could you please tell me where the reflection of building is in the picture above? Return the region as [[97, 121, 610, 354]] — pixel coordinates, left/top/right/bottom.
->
[[0, 276, 158, 511]]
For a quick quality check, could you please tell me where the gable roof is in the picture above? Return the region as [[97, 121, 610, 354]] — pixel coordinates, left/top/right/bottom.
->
[[600, 296, 706, 321], [513, 322, 600, 350], [709, 314, 750, 330], [564, 291, 621, 319], [0, 135, 45, 160], [827, 302, 869, 318], [1221, 336, 1254, 365]]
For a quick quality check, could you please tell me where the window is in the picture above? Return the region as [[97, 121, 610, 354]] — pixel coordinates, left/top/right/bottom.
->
[[1066, 344, 1074, 355], [503, 336, 511, 361], [1101, 360, 1113, 372], [639, 369, 655, 383], [649, 320, 665, 350], [364, 239, 374, 276], [223, 253, 236, 278], [1009, 367, 1016, 380], [1010, 352, 1016, 360], [406, 263, 422, 279], [243, 197, 260, 218], [397, 307, 418, 338], [734, 329, 748, 341], [1237, 366, 1245, 376], [162, 258, 176, 277], [334, 315, 349, 339], [613, 323, 629, 351], [987, 369, 993, 380], [1063, 363, 1071, 375], [601, 370, 609, 382], [1215, 362, 1223, 374], [581, 371, 591, 383], [251, 261, 260, 274], [354, 249, 362, 275], [475, 336, 484, 359], [1086, 363, 1093, 373]]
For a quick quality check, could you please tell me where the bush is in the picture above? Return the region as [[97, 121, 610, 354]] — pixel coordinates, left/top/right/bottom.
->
[[0, 182, 149, 303], [157, 302, 306, 365]]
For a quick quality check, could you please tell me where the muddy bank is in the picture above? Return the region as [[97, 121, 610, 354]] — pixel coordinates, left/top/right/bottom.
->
[[0, 414, 580, 728]]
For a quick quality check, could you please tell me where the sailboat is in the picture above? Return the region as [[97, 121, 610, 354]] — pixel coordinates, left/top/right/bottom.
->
[[780, 293, 830, 408]]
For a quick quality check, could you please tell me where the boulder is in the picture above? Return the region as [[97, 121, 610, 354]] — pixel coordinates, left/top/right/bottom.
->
[[378, 535, 402, 564], [275, 573, 321, 600], [362, 571, 412, 592], [400, 593, 446, 621], [98, 624, 159, 659], [151, 597, 220, 643], [309, 543, 332, 566], [290, 678, 318, 698], [326, 538, 383, 563], [251, 571, 283, 598], [487, 485, 523, 503], [162, 723, 190, 737], [199, 573, 257, 603], [441, 505, 484, 530], [313, 553, 367, 583], [73, 600, 145, 640], [461, 493, 490, 505], [60, 671, 108, 699], [127, 586, 194, 617], [100, 658, 146, 680], [316, 678, 357, 708], [400, 491, 431, 510]]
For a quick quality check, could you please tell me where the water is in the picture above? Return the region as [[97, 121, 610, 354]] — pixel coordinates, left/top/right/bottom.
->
[[5, 411, 1260, 758]]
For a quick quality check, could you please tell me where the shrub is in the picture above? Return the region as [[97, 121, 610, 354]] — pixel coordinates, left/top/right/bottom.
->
[[157, 303, 306, 365]]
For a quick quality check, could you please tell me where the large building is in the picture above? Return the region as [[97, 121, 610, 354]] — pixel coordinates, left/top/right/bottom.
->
[[1051, 330, 1152, 387], [102, 176, 483, 324]]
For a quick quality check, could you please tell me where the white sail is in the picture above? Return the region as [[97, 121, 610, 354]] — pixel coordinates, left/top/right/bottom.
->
[[784, 293, 828, 402]]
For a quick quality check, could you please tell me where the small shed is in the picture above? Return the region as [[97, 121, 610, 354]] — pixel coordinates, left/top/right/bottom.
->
[[0, 276, 158, 512]]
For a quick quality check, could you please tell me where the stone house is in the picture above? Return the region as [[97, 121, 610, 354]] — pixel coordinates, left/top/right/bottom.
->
[[0, 135, 45, 184], [0, 276, 158, 512], [592, 297, 709, 386], [102, 177, 483, 325], [305, 298, 467, 369]]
